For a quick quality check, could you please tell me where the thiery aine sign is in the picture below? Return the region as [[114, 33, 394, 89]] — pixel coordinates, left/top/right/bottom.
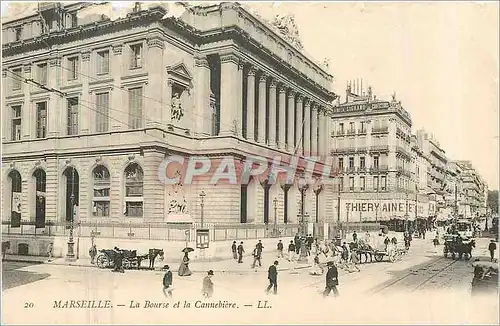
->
[[338, 199, 433, 222]]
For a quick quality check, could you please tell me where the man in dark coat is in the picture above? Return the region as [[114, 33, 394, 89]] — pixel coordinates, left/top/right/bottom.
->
[[252, 244, 262, 268], [266, 260, 279, 295], [113, 247, 124, 273], [353, 231, 358, 242], [295, 236, 302, 255], [288, 240, 296, 261], [323, 261, 339, 297], [488, 240, 497, 262], [277, 240, 284, 258], [162, 265, 173, 298], [237, 242, 244, 263], [231, 241, 237, 260]]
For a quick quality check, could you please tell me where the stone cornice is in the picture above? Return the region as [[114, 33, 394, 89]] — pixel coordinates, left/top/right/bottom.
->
[[194, 56, 209, 68], [219, 53, 240, 65], [147, 37, 165, 49]]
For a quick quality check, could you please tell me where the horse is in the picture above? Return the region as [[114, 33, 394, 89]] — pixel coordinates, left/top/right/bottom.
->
[[457, 239, 476, 260], [2, 241, 10, 260], [148, 248, 164, 269], [355, 239, 374, 263]]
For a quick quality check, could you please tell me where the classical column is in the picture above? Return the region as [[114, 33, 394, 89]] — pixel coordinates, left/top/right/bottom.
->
[[48, 57, 61, 137], [246, 67, 256, 141], [303, 99, 311, 156], [22, 64, 31, 139], [295, 94, 303, 155], [146, 35, 165, 129], [219, 53, 240, 136], [110, 45, 124, 130], [287, 90, 296, 152], [311, 104, 318, 157], [317, 107, 325, 157], [194, 56, 211, 135], [257, 74, 267, 144], [278, 85, 286, 149], [268, 80, 277, 148], [237, 61, 244, 138]]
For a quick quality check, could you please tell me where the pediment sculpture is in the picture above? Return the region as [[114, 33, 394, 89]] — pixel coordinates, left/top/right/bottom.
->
[[167, 171, 188, 215], [171, 93, 184, 122], [271, 14, 303, 50]]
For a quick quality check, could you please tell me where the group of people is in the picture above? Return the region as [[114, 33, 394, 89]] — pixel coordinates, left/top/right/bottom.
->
[[162, 265, 215, 299]]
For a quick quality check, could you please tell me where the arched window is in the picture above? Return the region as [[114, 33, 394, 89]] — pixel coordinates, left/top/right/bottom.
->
[[33, 169, 46, 228], [124, 162, 143, 217], [9, 170, 22, 227], [92, 165, 110, 217]]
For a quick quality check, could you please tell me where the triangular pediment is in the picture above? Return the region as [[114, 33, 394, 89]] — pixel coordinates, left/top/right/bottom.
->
[[166, 62, 193, 80]]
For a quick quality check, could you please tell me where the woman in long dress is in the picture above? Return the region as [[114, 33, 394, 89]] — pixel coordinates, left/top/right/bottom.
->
[[178, 252, 192, 276]]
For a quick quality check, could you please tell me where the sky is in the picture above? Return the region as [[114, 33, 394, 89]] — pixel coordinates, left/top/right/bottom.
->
[[1, 1, 499, 190]]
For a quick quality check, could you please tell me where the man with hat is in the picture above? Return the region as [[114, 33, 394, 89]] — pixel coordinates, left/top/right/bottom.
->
[[202, 270, 214, 298], [266, 260, 279, 295], [162, 265, 173, 298], [323, 261, 339, 297]]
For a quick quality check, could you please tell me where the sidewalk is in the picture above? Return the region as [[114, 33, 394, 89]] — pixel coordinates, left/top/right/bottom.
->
[[2, 252, 314, 273]]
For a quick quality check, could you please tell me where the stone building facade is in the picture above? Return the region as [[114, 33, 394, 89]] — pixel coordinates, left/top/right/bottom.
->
[[2, 3, 337, 234]]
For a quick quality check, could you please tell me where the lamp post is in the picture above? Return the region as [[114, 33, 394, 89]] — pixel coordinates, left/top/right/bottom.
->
[[298, 177, 309, 263], [405, 192, 409, 233], [66, 167, 76, 261], [273, 197, 278, 237], [199, 190, 206, 228]]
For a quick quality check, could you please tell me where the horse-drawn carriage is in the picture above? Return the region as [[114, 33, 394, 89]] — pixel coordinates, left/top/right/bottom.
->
[[352, 239, 407, 263], [443, 234, 475, 260], [95, 248, 164, 270]]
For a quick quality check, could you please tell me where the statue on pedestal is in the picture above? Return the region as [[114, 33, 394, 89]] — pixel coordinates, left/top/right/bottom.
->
[[171, 93, 184, 122]]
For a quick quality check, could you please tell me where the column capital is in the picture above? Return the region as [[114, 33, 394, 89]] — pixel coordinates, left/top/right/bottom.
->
[[147, 37, 165, 49], [297, 94, 304, 103], [112, 44, 122, 55], [288, 89, 296, 98], [259, 74, 267, 83], [248, 66, 257, 76], [238, 61, 245, 70], [312, 103, 319, 112], [2, 69, 7, 78], [23, 64, 31, 73], [220, 53, 240, 65], [270, 79, 277, 89], [49, 58, 61, 67], [303, 98, 311, 106], [195, 56, 209, 68], [279, 85, 286, 94], [81, 51, 91, 61]]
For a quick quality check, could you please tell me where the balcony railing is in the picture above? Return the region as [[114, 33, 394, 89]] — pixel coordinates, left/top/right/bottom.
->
[[370, 145, 389, 152], [371, 127, 389, 133], [358, 129, 367, 135], [336, 130, 345, 136], [371, 165, 389, 172], [346, 167, 356, 173], [346, 129, 356, 135]]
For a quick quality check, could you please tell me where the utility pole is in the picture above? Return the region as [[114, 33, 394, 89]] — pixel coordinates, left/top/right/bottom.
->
[[273, 197, 278, 237], [66, 167, 76, 261]]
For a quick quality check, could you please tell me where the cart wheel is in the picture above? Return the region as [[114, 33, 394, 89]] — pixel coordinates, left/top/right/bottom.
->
[[96, 254, 108, 269], [123, 259, 131, 269], [389, 254, 396, 263], [374, 254, 383, 262]]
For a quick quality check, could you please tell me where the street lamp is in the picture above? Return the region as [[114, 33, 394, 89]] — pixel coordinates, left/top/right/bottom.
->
[[66, 167, 76, 261], [199, 190, 206, 228], [297, 177, 309, 263], [273, 197, 278, 237], [405, 192, 409, 233]]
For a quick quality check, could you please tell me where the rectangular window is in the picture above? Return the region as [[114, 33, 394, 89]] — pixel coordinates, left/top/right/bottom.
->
[[12, 68, 22, 90], [129, 87, 143, 129], [360, 177, 366, 191], [67, 97, 79, 135], [360, 157, 366, 169], [373, 156, 379, 169], [96, 92, 109, 132], [15, 27, 22, 41], [67, 56, 79, 80], [360, 122, 366, 133], [97, 50, 110, 75], [349, 121, 355, 132], [93, 201, 110, 217], [339, 177, 344, 191], [338, 157, 344, 171], [36, 102, 47, 138], [70, 13, 78, 28], [374, 176, 379, 191], [349, 157, 354, 169], [11, 105, 22, 141], [381, 176, 387, 191], [37, 63, 47, 85], [338, 123, 344, 134], [126, 202, 143, 217], [130, 44, 143, 69], [349, 177, 354, 191]]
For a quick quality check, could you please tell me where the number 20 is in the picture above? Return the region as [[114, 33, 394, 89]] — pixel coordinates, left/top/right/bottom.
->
[[24, 302, 34, 308]]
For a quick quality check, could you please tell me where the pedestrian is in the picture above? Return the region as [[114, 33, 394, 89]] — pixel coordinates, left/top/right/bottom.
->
[[252, 244, 262, 268], [89, 244, 97, 264], [178, 252, 192, 276], [266, 260, 278, 295], [277, 240, 284, 258], [288, 240, 296, 262], [162, 265, 173, 298], [341, 242, 349, 262], [352, 231, 358, 243], [257, 239, 264, 251], [112, 247, 124, 273], [384, 236, 390, 252], [237, 241, 244, 263], [231, 241, 237, 260], [295, 237, 302, 255], [202, 270, 214, 298], [323, 261, 339, 297], [47, 243, 54, 262], [488, 240, 497, 262], [364, 231, 370, 245]]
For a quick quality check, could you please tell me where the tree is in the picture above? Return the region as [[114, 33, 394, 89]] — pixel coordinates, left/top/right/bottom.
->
[[487, 190, 498, 214]]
